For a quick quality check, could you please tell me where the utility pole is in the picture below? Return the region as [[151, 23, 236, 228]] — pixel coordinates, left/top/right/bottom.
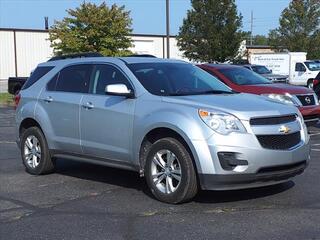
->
[[166, 0, 170, 58], [250, 10, 254, 45], [44, 17, 49, 30]]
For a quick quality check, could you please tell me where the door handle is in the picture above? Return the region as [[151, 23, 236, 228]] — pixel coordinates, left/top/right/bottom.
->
[[82, 102, 94, 110], [44, 96, 53, 103]]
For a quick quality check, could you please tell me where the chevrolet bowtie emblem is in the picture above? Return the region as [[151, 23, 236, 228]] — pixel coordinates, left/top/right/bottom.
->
[[279, 125, 291, 134]]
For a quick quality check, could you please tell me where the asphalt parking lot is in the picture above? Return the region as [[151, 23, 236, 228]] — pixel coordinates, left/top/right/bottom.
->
[[1, 106, 320, 240]]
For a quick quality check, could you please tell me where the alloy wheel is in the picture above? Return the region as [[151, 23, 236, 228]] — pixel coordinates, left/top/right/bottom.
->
[[24, 135, 41, 169], [151, 149, 182, 194]]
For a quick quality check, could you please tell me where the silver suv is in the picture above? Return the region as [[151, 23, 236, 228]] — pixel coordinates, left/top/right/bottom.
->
[[16, 56, 310, 203]]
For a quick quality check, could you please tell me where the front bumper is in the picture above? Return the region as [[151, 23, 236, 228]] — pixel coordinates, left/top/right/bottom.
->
[[199, 160, 307, 190], [299, 105, 320, 126], [192, 119, 310, 190]]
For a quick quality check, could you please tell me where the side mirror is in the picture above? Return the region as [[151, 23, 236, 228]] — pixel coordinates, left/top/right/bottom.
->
[[105, 84, 134, 98], [270, 69, 273, 73]]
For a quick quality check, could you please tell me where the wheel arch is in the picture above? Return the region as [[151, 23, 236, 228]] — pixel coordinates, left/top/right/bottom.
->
[[307, 78, 314, 88], [19, 118, 43, 137], [138, 126, 202, 176]]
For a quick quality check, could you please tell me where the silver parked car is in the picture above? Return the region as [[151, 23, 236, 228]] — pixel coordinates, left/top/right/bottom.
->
[[242, 64, 289, 83], [15, 55, 310, 203]]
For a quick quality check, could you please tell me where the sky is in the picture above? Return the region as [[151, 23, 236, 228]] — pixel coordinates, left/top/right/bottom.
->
[[0, 0, 291, 36]]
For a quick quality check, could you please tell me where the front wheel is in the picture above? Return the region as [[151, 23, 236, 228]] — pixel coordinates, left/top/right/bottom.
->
[[145, 137, 198, 204], [307, 79, 314, 89]]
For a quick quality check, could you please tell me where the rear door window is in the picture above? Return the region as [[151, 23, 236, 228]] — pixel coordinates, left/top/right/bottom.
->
[[22, 66, 54, 90], [55, 64, 92, 93]]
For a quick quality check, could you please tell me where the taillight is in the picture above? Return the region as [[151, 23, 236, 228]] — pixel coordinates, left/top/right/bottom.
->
[[14, 93, 21, 108], [313, 79, 320, 88]]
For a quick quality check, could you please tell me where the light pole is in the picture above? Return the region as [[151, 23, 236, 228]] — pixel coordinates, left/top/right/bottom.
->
[[166, 0, 170, 58]]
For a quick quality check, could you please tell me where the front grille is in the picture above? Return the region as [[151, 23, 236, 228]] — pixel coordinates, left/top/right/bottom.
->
[[250, 115, 296, 125], [256, 132, 301, 150], [273, 78, 287, 82], [304, 114, 320, 121], [296, 94, 316, 106]]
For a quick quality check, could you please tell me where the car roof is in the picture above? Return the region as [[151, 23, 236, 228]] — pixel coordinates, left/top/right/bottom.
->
[[39, 56, 187, 67], [202, 64, 245, 70], [241, 64, 265, 67], [119, 57, 186, 64]]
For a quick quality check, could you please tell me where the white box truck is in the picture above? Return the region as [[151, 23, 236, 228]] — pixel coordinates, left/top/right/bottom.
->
[[250, 52, 320, 88]]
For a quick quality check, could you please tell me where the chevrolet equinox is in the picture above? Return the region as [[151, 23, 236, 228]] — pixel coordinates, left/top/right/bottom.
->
[[15, 56, 310, 203]]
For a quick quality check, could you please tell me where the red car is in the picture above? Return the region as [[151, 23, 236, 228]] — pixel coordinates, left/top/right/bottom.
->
[[199, 64, 320, 126]]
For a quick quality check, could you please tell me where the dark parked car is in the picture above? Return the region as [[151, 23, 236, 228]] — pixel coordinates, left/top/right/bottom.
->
[[242, 64, 288, 83], [8, 77, 28, 95], [199, 64, 320, 126]]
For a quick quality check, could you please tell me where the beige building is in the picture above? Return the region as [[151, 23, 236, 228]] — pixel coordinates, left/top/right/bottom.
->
[[246, 45, 277, 62]]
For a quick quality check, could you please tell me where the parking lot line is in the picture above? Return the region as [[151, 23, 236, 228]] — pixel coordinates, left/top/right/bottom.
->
[[0, 141, 16, 144]]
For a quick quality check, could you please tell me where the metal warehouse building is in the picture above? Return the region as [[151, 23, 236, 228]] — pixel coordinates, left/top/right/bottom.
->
[[0, 28, 186, 93]]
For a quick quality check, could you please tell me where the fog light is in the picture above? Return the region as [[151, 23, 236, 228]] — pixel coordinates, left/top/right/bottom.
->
[[218, 152, 248, 171]]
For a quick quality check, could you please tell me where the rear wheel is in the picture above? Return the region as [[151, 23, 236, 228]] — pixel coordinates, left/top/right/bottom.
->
[[20, 127, 55, 175], [145, 137, 198, 204], [307, 79, 313, 89]]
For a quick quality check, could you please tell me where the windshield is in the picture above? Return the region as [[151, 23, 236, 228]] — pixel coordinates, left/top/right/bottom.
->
[[219, 67, 272, 85], [251, 65, 272, 74], [128, 63, 233, 96], [304, 62, 320, 71]]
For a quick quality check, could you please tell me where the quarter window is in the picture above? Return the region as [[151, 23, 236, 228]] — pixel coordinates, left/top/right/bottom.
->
[[90, 64, 131, 95], [22, 66, 54, 90]]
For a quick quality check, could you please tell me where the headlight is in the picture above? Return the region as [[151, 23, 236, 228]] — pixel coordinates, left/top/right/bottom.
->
[[198, 109, 246, 135], [262, 93, 300, 106]]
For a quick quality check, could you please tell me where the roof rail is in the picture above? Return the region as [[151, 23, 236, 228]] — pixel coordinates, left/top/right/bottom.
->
[[127, 54, 157, 58], [48, 52, 103, 62]]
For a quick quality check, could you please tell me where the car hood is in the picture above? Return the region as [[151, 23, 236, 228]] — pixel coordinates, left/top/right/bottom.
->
[[241, 83, 314, 95], [162, 93, 298, 121]]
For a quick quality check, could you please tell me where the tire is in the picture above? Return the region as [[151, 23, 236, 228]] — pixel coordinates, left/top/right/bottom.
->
[[20, 126, 55, 175], [145, 137, 198, 204]]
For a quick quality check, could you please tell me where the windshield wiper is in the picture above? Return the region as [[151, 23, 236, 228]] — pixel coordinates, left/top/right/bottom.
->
[[195, 90, 234, 95], [168, 90, 234, 96]]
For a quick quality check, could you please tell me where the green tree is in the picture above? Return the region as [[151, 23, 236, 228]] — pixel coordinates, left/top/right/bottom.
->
[[49, 2, 133, 56], [254, 35, 269, 45], [268, 0, 320, 58], [243, 32, 269, 45], [177, 0, 244, 62]]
